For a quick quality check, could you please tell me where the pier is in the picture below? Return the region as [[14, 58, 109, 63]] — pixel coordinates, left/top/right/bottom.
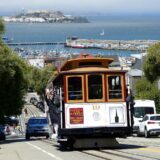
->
[[7, 42, 65, 46], [65, 38, 159, 51], [6, 39, 159, 51]]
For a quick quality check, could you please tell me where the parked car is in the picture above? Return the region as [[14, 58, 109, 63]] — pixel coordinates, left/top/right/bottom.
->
[[0, 125, 6, 141], [30, 97, 38, 105], [133, 100, 156, 133], [5, 116, 19, 126], [25, 117, 50, 140], [138, 114, 160, 138], [36, 101, 45, 112]]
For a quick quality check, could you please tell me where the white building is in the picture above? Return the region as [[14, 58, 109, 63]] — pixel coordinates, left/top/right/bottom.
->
[[27, 58, 44, 68]]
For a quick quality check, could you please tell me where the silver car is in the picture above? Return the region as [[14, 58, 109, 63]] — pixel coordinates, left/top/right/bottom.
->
[[25, 117, 50, 140]]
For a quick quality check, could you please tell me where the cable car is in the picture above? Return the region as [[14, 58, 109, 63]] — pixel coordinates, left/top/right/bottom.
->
[[47, 53, 133, 149]]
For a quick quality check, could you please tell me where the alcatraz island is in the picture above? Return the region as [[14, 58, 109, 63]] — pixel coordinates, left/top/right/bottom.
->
[[3, 10, 89, 23]]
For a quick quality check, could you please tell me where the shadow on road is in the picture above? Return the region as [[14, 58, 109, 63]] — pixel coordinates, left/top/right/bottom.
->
[[0, 135, 45, 145], [52, 142, 146, 152]]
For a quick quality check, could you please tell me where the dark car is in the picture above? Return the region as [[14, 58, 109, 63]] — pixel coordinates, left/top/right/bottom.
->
[[25, 117, 50, 140], [36, 101, 45, 112], [5, 116, 19, 126], [30, 97, 38, 105], [0, 125, 6, 141]]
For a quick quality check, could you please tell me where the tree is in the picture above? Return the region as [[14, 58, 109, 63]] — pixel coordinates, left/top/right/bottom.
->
[[135, 78, 160, 113], [0, 20, 29, 123], [28, 65, 56, 99], [36, 65, 55, 97], [0, 18, 5, 35], [135, 43, 160, 113], [27, 66, 42, 92], [143, 43, 160, 83]]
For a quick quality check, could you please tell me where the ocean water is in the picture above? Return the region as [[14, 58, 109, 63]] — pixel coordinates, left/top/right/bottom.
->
[[3, 15, 160, 56]]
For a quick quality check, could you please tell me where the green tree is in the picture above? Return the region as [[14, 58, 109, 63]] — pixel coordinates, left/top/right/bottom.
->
[[135, 78, 160, 113], [0, 20, 29, 123], [28, 65, 56, 100], [143, 43, 160, 83], [27, 66, 42, 92], [135, 42, 160, 113], [0, 18, 5, 35]]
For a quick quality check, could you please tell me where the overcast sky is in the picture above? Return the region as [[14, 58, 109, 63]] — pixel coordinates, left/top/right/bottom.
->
[[1, 0, 160, 16]]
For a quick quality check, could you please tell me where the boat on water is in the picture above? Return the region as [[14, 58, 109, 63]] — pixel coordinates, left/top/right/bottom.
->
[[70, 43, 85, 48], [100, 29, 105, 36], [2, 36, 13, 43]]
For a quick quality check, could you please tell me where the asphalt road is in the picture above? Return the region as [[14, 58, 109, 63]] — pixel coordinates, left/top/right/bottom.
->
[[1, 101, 160, 160], [0, 135, 160, 160]]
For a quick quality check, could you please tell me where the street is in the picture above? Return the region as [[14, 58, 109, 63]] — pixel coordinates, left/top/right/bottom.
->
[[1, 134, 160, 160], [1, 103, 160, 160]]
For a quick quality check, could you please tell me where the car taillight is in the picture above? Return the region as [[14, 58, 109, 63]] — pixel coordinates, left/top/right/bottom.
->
[[147, 121, 156, 124]]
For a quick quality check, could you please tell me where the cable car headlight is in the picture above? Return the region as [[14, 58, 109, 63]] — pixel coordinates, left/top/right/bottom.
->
[[93, 112, 101, 121]]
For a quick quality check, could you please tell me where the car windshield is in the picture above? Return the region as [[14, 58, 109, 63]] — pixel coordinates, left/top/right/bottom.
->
[[28, 118, 48, 124], [150, 116, 160, 121], [134, 107, 154, 118]]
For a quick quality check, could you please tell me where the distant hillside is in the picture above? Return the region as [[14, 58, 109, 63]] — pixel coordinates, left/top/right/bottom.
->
[[3, 10, 89, 23]]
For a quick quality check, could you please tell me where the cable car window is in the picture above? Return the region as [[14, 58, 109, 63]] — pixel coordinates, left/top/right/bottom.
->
[[108, 75, 122, 99], [68, 77, 82, 100], [88, 75, 103, 99]]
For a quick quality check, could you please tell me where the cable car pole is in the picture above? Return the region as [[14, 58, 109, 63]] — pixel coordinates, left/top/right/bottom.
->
[[59, 87, 63, 129]]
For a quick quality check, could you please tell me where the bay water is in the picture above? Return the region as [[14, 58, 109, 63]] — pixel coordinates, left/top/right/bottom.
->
[[4, 15, 160, 57]]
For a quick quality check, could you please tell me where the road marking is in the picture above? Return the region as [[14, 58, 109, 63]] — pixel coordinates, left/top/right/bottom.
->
[[26, 142, 63, 160], [139, 148, 160, 153]]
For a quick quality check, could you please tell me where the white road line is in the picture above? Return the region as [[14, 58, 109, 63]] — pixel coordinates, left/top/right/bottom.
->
[[26, 142, 63, 160]]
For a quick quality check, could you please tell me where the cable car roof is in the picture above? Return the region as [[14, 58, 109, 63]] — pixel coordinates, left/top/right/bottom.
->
[[60, 56, 114, 72], [48, 54, 126, 84]]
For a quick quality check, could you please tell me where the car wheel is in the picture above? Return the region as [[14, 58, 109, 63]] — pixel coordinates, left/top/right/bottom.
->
[[60, 142, 68, 151], [25, 134, 30, 140], [137, 129, 142, 137], [1, 134, 6, 140], [59, 140, 73, 151], [144, 128, 150, 138]]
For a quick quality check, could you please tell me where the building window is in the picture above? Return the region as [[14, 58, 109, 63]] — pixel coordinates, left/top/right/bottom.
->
[[88, 74, 103, 100], [108, 75, 122, 99], [67, 76, 83, 100]]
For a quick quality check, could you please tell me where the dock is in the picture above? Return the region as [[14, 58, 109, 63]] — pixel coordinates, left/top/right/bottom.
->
[[7, 42, 65, 46], [6, 39, 160, 51], [65, 38, 159, 51]]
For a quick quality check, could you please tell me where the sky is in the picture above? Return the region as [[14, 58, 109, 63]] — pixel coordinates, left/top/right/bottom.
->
[[1, 0, 160, 16]]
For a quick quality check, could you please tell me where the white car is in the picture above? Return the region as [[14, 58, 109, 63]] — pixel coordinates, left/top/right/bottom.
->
[[138, 114, 160, 138]]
